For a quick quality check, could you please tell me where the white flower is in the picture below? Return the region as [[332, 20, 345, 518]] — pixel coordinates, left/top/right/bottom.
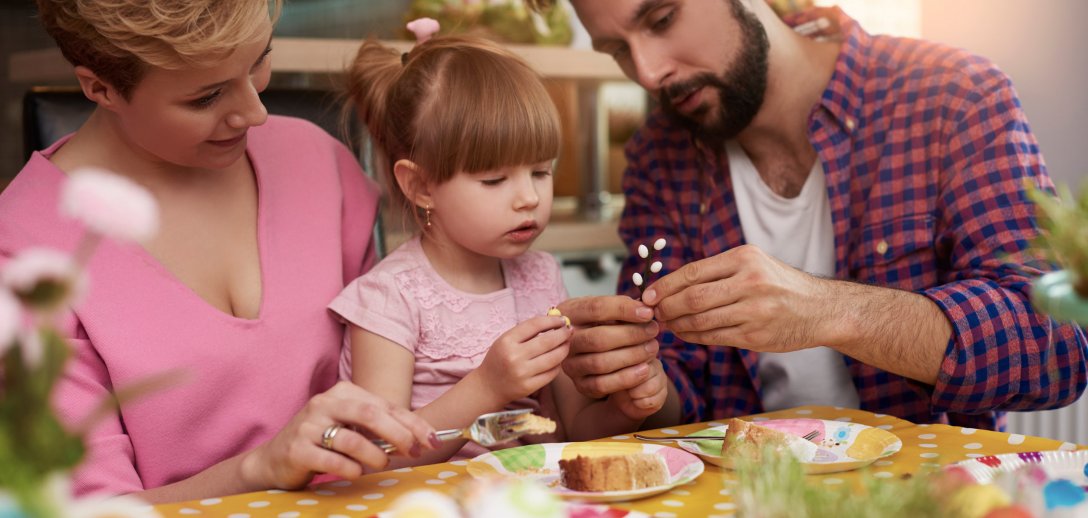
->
[[40, 474, 161, 518], [61, 168, 158, 243], [638, 244, 649, 258], [651, 261, 663, 273], [69, 495, 162, 518], [632, 272, 644, 286], [1, 247, 87, 310], [653, 238, 667, 251], [388, 490, 460, 518], [31, 474, 161, 518], [463, 479, 566, 518], [0, 288, 19, 354]]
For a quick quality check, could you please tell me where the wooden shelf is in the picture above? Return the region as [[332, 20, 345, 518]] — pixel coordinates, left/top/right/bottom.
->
[[9, 37, 626, 83], [9, 38, 630, 257], [384, 217, 622, 256]]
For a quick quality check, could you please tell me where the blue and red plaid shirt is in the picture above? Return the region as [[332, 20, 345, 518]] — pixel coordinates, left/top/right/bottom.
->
[[617, 8, 1087, 430]]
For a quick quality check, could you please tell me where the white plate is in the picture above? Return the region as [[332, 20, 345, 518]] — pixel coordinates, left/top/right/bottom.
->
[[954, 450, 1088, 485], [376, 502, 651, 518], [465, 441, 705, 503], [674, 418, 902, 474]]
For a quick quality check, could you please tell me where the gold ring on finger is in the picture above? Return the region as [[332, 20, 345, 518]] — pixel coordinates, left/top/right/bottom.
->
[[321, 424, 342, 450]]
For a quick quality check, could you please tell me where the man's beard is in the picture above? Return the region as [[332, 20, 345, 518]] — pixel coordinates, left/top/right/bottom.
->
[[660, 0, 769, 151]]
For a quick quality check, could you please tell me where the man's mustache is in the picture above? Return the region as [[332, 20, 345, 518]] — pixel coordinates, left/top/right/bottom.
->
[[661, 74, 721, 110]]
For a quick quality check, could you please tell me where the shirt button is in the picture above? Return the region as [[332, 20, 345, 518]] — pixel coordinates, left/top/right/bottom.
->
[[845, 118, 856, 131], [700, 203, 708, 215], [876, 240, 889, 255]]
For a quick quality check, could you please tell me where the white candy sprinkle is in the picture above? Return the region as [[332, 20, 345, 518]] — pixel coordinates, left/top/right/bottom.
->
[[632, 272, 644, 286], [650, 261, 662, 273], [638, 244, 649, 258], [653, 238, 667, 250]]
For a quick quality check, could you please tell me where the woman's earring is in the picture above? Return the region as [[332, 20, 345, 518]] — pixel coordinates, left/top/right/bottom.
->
[[424, 206, 432, 229]]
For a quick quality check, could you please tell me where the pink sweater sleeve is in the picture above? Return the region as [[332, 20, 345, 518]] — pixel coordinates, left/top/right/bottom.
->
[[53, 333, 144, 495], [0, 253, 143, 495]]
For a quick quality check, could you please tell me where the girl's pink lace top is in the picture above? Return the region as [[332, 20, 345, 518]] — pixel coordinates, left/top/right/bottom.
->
[[329, 236, 568, 458]]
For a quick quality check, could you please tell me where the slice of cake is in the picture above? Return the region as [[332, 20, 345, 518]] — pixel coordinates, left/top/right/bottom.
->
[[721, 418, 819, 462], [558, 453, 669, 492], [510, 413, 557, 436]]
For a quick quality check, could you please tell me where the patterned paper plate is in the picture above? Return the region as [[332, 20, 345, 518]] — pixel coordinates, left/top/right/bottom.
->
[[376, 503, 650, 518], [674, 418, 902, 474], [465, 442, 705, 503], [954, 449, 1088, 485]]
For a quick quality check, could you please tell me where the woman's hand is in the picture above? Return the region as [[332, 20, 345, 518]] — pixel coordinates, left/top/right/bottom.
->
[[476, 315, 572, 404], [240, 381, 439, 490]]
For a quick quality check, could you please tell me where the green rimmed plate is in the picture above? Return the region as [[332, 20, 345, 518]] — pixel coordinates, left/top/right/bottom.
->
[[675, 418, 902, 474]]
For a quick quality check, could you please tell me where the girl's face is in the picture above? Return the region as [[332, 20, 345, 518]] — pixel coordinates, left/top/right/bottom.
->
[[107, 20, 274, 170], [427, 160, 555, 261]]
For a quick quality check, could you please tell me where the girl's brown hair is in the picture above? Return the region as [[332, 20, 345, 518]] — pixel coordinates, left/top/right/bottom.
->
[[345, 35, 561, 230], [36, 0, 282, 99]]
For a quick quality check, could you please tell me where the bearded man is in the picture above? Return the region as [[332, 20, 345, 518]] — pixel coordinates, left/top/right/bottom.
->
[[550, 0, 1087, 430]]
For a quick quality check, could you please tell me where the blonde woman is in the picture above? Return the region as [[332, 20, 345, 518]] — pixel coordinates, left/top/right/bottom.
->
[[0, 0, 440, 502]]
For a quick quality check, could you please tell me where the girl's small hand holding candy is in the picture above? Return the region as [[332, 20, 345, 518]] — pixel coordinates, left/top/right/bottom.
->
[[474, 316, 572, 405], [547, 306, 572, 328]]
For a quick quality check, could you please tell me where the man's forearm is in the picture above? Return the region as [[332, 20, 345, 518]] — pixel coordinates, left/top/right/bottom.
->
[[823, 280, 952, 385]]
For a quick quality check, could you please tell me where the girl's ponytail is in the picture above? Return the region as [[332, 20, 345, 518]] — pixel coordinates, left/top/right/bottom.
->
[[344, 39, 402, 153]]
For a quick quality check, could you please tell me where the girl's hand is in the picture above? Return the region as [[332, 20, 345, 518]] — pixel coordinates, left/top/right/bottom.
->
[[609, 359, 668, 421], [477, 315, 572, 403], [241, 381, 439, 490]]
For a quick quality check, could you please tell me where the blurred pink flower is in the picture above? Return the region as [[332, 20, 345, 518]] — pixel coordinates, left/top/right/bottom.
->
[[61, 168, 159, 243], [0, 288, 18, 354], [406, 17, 441, 44], [1, 247, 87, 312]]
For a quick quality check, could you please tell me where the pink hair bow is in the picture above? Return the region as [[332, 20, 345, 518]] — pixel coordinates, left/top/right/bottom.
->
[[406, 18, 440, 45]]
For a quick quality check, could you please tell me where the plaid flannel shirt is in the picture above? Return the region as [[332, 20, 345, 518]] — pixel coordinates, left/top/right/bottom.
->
[[617, 8, 1087, 430]]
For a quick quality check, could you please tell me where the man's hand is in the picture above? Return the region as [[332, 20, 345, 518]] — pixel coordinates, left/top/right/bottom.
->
[[557, 295, 659, 399], [609, 359, 669, 420], [642, 244, 839, 353], [644, 244, 950, 384]]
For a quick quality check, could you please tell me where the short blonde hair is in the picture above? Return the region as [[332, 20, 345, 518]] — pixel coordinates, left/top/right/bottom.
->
[[345, 36, 561, 231], [36, 0, 283, 98]]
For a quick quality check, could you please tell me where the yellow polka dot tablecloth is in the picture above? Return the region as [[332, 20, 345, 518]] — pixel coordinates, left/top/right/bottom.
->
[[152, 405, 1085, 517]]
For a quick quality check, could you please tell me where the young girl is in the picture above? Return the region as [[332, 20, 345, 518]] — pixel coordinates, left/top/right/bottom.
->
[[331, 31, 668, 467]]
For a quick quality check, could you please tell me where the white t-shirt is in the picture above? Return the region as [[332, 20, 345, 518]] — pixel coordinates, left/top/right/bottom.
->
[[727, 140, 860, 411]]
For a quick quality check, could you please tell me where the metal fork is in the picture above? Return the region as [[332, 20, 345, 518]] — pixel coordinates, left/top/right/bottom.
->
[[635, 430, 820, 443], [372, 408, 537, 453]]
